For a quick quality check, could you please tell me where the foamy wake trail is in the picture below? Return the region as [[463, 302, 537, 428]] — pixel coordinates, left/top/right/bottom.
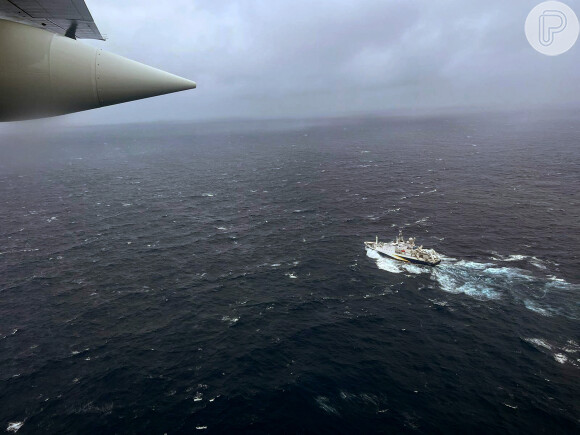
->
[[366, 249, 578, 316], [431, 260, 503, 300]]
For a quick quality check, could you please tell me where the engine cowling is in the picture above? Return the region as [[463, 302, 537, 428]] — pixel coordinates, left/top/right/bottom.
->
[[0, 19, 196, 121]]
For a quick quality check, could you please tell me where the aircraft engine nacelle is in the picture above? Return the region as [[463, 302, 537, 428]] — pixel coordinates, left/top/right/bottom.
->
[[0, 19, 196, 121]]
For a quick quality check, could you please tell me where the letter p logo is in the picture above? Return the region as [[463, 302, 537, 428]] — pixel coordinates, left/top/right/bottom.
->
[[526, 1, 579, 55], [539, 10, 567, 46]]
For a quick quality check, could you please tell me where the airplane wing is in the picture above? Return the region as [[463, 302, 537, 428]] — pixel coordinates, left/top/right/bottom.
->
[[0, 0, 103, 40]]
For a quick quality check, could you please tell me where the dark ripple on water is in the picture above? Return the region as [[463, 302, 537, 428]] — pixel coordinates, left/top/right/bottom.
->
[[0, 114, 579, 433]]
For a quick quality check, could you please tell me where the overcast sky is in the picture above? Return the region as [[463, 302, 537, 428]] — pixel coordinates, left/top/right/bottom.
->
[[11, 0, 580, 124]]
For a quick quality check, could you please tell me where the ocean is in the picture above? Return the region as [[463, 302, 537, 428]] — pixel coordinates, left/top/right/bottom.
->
[[0, 112, 578, 433]]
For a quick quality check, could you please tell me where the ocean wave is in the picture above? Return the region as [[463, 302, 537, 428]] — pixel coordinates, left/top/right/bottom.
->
[[491, 253, 550, 271], [221, 316, 239, 325], [413, 217, 429, 225], [491, 253, 528, 262], [523, 300, 552, 317], [523, 337, 579, 368], [6, 422, 24, 433], [315, 396, 339, 415]]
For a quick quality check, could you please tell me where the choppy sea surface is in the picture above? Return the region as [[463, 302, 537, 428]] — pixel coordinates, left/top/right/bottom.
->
[[0, 112, 579, 433]]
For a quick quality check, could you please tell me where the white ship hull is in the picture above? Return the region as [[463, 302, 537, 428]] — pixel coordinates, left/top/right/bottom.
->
[[364, 240, 441, 267]]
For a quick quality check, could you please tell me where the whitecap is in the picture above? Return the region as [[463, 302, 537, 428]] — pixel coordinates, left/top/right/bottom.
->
[[315, 396, 339, 415], [221, 316, 239, 325], [523, 338, 553, 350], [202, 193, 214, 197], [523, 300, 552, 317], [7, 422, 24, 433], [524, 338, 580, 368], [429, 299, 449, 307], [564, 340, 579, 354], [530, 257, 548, 270], [499, 254, 528, 262], [491, 254, 551, 273], [553, 353, 567, 364]]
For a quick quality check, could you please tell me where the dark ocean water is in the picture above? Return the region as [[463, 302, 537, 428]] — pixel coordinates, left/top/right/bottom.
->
[[0, 112, 579, 434]]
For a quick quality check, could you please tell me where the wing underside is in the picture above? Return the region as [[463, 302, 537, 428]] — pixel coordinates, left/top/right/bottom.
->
[[0, 0, 103, 39]]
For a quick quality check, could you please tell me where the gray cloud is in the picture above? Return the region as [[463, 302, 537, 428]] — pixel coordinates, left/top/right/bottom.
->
[[5, 0, 580, 125]]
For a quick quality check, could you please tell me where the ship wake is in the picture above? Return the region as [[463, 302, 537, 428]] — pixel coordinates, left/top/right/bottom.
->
[[366, 248, 579, 319]]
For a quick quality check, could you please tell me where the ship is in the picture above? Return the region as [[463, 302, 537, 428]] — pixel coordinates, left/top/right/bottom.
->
[[364, 230, 442, 266]]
